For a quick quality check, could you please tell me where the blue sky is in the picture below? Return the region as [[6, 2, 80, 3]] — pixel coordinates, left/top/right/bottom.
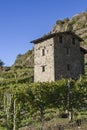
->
[[0, 0, 87, 66]]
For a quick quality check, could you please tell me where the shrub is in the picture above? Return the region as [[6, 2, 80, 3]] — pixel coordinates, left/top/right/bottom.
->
[[60, 112, 68, 118]]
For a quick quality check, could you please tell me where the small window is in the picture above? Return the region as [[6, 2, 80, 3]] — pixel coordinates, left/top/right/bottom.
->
[[67, 64, 70, 71], [59, 36, 63, 43], [42, 66, 45, 72], [66, 48, 70, 55], [42, 49, 45, 56], [72, 38, 75, 44]]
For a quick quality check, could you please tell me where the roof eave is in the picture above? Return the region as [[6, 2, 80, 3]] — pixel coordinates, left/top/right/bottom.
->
[[30, 33, 56, 44], [30, 31, 83, 44], [80, 47, 87, 54]]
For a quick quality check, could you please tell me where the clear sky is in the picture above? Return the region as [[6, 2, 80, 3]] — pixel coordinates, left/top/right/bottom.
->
[[0, 0, 87, 66]]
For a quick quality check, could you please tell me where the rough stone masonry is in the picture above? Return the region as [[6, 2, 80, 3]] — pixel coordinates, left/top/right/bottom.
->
[[31, 31, 87, 82]]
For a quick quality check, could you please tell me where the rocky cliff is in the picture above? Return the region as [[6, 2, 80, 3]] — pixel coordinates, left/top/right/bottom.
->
[[51, 12, 87, 47]]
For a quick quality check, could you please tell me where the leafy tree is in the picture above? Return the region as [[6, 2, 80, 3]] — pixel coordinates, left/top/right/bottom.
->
[[0, 59, 4, 67]]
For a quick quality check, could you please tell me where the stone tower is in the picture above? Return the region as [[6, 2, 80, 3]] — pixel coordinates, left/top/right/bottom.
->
[[31, 31, 87, 82]]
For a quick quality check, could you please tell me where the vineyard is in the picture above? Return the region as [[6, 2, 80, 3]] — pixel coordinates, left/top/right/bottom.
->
[[0, 52, 87, 130], [0, 11, 87, 130], [0, 73, 87, 129]]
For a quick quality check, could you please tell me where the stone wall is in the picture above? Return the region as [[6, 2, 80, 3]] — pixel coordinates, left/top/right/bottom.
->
[[34, 33, 84, 82], [54, 33, 84, 80], [34, 38, 55, 82]]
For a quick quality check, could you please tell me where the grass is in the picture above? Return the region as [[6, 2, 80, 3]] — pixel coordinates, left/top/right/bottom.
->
[[0, 127, 6, 130], [1, 108, 87, 130], [19, 109, 87, 130]]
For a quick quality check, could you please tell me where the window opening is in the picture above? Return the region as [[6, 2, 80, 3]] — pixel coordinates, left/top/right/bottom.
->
[[66, 48, 70, 55], [42, 49, 45, 56], [72, 38, 75, 44], [59, 36, 63, 43], [42, 66, 45, 72], [67, 64, 70, 71]]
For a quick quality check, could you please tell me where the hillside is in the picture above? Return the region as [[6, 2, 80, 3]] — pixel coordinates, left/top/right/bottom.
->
[[0, 11, 87, 130], [0, 49, 34, 86], [13, 12, 87, 68], [1, 11, 87, 82], [13, 49, 34, 68], [51, 11, 87, 47], [4, 11, 86, 81], [12, 12, 87, 66]]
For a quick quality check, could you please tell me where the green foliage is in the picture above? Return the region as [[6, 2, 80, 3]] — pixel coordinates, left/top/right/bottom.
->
[[53, 11, 87, 50], [0, 76, 87, 129], [63, 17, 70, 23], [1, 12, 87, 129], [0, 59, 4, 67], [1, 47, 87, 128], [67, 23, 73, 31], [0, 55, 34, 129], [0, 127, 7, 130], [56, 20, 64, 25], [14, 50, 34, 67]]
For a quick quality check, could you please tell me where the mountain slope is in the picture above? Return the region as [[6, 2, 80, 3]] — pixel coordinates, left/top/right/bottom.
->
[[13, 49, 34, 67], [1, 11, 87, 81], [13, 12, 87, 68], [0, 11, 87, 130], [51, 12, 87, 47]]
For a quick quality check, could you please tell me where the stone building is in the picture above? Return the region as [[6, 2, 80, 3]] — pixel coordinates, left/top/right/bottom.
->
[[31, 31, 87, 82]]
